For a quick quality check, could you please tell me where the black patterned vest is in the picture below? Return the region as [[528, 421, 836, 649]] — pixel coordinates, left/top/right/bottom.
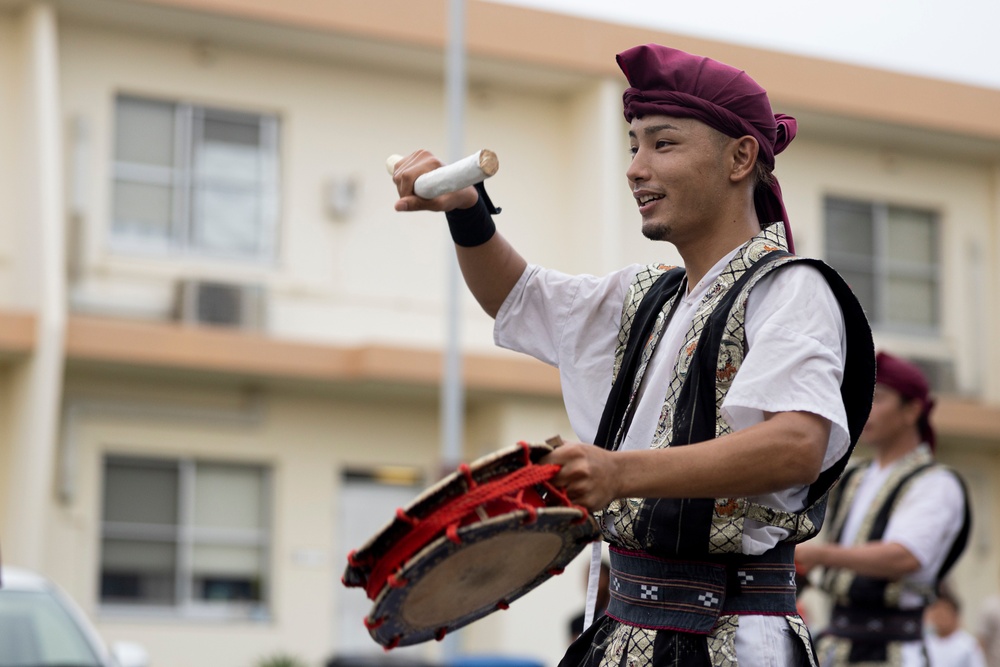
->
[[817, 447, 972, 665], [559, 223, 875, 667], [593, 222, 876, 559]]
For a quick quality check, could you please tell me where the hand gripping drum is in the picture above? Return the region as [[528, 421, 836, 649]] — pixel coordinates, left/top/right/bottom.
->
[[342, 442, 600, 648]]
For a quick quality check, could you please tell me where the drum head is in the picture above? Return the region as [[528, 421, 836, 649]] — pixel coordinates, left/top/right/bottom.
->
[[343, 442, 600, 648], [344, 443, 565, 591], [368, 505, 597, 647]]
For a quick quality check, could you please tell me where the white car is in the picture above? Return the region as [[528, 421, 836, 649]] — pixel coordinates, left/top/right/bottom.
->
[[0, 566, 149, 667]]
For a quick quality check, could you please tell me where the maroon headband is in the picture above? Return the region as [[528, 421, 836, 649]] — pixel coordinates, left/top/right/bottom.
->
[[875, 351, 936, 449], [617, 44, 797, 252]]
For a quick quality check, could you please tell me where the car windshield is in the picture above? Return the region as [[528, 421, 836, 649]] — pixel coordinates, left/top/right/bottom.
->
[[0, 589, 102, 667]]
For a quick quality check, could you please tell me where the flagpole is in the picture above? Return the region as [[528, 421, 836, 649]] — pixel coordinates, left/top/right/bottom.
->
[[441, 0, 466, 657]]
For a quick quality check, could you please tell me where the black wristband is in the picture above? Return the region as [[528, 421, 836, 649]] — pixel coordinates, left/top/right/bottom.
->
[[445, 182, 501, 248]]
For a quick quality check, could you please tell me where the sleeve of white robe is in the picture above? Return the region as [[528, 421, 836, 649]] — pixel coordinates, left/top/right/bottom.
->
[[720, 263, 850, 553], [494, 263, 643, 443], [722, 263, 850, 470]]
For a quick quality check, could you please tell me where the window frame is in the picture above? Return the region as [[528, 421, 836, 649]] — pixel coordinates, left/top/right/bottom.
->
[[824, 196, 942, 337], [109, 94, 281, 264], [98, 455, 272, 621]]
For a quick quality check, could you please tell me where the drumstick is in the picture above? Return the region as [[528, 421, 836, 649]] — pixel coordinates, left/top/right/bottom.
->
[[385, 149, 499, 199]]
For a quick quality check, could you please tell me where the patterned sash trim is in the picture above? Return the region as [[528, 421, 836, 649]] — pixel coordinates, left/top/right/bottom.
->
[[606, 550, 727, 634], [606, 547, 798, 635], [826, 606, 923, 642]]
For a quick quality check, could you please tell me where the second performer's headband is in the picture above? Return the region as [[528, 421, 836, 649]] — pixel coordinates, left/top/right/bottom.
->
[[617, 44, 797, 252], [875, 351, 936, 450]]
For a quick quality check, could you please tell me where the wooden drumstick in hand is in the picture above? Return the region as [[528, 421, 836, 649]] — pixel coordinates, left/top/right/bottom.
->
[[386, 149, 499, 199]]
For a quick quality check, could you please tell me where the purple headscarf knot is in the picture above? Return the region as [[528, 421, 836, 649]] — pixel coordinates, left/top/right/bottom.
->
[[773, 113, 797, 156], [617, 44, 798, 251]]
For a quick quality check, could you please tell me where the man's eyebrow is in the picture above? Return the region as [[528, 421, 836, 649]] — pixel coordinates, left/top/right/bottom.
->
[[628, 123, 680, 139]]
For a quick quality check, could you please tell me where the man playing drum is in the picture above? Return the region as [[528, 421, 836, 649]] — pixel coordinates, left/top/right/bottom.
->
[[392, 44, 875, 667]]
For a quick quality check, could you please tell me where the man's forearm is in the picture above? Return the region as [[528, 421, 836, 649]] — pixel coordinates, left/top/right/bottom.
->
[[455, 232, 527, 319], [614, 410, 830, 500], [804, 541, 921, 580], [545, 410, 831, 511]]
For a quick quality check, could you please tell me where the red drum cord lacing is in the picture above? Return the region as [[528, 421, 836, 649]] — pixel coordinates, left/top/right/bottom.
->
[[363, 443, 582, 601]]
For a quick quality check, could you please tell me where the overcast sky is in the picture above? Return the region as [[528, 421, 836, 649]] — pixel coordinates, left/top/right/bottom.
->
[[489, 0, 1000, 91]]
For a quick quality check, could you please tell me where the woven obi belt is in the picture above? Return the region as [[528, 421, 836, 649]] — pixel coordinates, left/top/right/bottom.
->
[[606, 544, 799, 634], [826, 605, 924, 643]]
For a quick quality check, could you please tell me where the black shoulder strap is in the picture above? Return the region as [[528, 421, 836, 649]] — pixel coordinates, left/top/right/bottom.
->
[[673, 250, 791, 446], [936, 468, 972, 581], [788, 258, 876, 505], [593, 268, 686, 451], [866, 463, 935, 542]]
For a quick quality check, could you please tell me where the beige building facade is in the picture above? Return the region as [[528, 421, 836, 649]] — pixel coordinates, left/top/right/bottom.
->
[[1, 1, 999, 665]]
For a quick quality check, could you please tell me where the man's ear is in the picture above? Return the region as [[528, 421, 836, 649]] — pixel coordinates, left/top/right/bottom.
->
[[730, 136, 759, 183], [901, 397, 924, 428]]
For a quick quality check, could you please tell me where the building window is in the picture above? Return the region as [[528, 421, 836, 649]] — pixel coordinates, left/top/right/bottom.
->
[[111, 95, 279, 261], [824, 196, 940, 333], [100, 456, 270, 617]]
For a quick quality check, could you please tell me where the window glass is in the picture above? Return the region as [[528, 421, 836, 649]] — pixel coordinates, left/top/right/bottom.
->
[[197, 114, 262, 182], [888, 206, 936, 265], [191, 186, 262, 256], [103, 460, 178, 525], [192, 544, 262, 576], [100, 457, 269, 613], [193, 545, 263, 602], [111, 181, 173, 241], [115, 97, 175, 167], [111, 95, 277, 261], [193, 464, 265, 530], [887, 276, 936, 328], [100, 539, 177, 605], [825, 198, 874, 257], [824, 196, 939, 333]]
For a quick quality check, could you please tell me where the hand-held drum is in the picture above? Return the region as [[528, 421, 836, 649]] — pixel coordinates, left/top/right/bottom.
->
[[342, 441, 600, 649]]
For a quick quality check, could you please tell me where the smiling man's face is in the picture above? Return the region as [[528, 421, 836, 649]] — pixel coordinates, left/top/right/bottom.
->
[[626, 115, 734, 246]]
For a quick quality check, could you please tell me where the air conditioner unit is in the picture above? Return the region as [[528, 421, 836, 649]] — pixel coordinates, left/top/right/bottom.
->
[[175, 280, 266, 329]]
